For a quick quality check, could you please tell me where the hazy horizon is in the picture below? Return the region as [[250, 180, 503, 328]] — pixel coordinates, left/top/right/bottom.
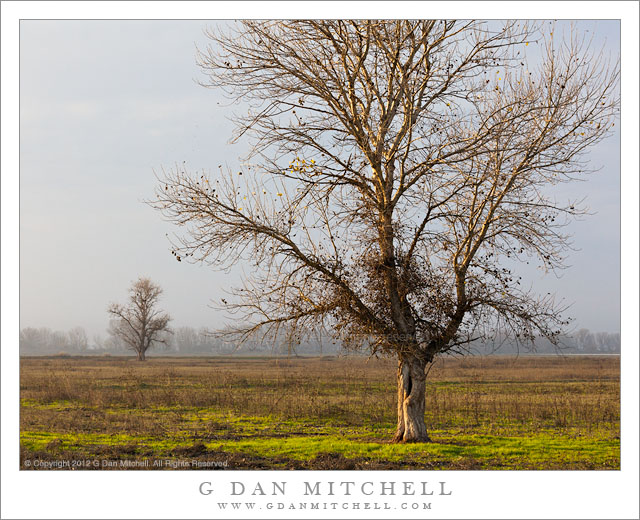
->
[[20, 20, 621, 341]]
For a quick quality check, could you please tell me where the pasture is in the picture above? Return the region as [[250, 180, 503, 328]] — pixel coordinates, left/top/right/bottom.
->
[[19, 355, 620, 470]]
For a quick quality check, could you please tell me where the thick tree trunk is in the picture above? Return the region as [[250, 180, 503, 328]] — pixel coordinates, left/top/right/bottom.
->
[[393, 355, 430, 442], [137, 349, 146, 361]]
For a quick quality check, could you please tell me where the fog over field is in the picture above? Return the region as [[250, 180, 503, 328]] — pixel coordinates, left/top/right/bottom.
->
[[19, 20, 620, 343]]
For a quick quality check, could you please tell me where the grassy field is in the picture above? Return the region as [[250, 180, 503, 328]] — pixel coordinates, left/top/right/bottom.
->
[[19, 355, 620, 470]]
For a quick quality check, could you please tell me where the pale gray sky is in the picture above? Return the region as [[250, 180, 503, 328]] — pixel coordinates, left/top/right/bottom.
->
[[19, 20, 621, 340]]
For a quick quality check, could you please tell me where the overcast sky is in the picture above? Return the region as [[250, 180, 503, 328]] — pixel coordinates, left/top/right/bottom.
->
[[19, 20, 621, 340]]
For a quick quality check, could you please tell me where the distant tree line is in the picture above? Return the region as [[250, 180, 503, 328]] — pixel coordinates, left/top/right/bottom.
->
[[473, 329, 621, 355], [571, 329, 621, 354], [19, 325, 619, 356], [19, 326, 89, 355], [148, 326, 623, 355], [162, 326, 331, 355]]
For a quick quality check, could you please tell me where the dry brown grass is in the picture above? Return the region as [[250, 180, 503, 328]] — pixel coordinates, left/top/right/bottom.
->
[[19, 355, 620, 470], [20, 354, 619, 434]]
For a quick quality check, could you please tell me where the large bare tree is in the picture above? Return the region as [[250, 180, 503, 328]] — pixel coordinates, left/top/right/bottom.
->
[[108, 277, 172, 361], [152, 20, 619, 441]]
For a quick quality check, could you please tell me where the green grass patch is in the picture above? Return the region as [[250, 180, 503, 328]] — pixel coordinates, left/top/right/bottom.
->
[[206, 430, 619, 468], [20, 419, 620, 470], [20, 430, 195, 453], [19, 356, 620, 469]]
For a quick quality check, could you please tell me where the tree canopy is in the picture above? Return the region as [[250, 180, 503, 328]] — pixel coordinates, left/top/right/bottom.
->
[[152, 20, 619, 440], [108, 277, 172, 361]]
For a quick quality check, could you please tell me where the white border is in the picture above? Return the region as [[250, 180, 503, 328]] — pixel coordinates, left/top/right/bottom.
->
[[2, 2, 638, 519]]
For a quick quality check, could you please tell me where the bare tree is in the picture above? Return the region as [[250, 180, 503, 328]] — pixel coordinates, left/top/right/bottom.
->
[[152, 20, 619, 441], [175, 326, 199, 353], [107, 277, 172, 361], [68, 326, 88, 353], [92, 333, 105, 350], [19, 327, 47, 354]]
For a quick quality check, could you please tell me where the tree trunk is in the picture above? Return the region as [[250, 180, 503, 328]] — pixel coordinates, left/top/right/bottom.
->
[[137, 349, 146, 361], [393, 355, 430, 442]]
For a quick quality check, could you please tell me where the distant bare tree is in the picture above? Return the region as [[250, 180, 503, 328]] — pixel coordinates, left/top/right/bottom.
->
[[51, 330, 69, 352], [92, 333, 105, 350], [608, 332, 621, 353], [68, 327, 88, 352], [19, 327, 45, 354], [175, 326, 198, 353], [574, 328, 590, 352], [107, 277, 172, 361], [153, 21, 619, 441], [594, 331, 620, 353], [103, 331, 127, 352]]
